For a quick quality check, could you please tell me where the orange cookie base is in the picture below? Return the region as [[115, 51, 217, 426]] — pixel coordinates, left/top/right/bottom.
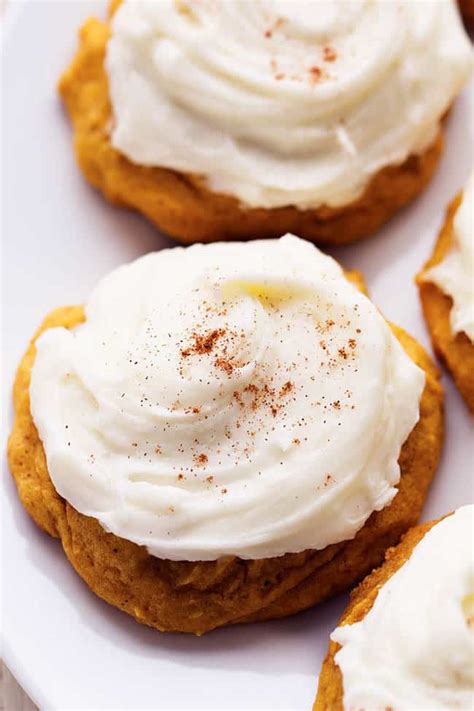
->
[[58, 11, 443, 246], [313, 515, 444, 710], [8, 281, 443, 635], [417, 195, 474, 412]]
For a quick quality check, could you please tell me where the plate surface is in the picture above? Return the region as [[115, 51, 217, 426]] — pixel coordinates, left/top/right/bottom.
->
[[1, 3, 473, 709]]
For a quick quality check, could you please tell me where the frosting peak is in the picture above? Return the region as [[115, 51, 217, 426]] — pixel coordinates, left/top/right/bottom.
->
[[30, 236, 424, 560]]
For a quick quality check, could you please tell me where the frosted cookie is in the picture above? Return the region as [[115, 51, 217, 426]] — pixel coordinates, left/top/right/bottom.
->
[[59, 0, 472, 245], [9, 236, 443, 634], [418, 171, 474, 412], [315, 505, 474, 711]]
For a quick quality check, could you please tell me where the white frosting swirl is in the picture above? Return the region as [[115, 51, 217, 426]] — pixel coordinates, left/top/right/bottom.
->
[[425, 171, 474, 343], [30, 236, 424, 561], [332, 505, 474, 711], [105, 0, 472, 210]]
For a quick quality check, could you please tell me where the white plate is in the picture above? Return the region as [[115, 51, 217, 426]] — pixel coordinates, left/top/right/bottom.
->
[[2, 3, 473, 709]]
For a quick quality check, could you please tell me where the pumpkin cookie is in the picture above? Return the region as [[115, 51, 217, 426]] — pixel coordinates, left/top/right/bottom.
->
[[417, 172, 474, 412], [58, 1, 472, 245], [9, 236, 443, 634], [315, 505, 474, 710]]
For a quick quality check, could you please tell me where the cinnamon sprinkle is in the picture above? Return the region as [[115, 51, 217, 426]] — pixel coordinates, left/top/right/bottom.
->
[[215, 357, 234, 375], [194, 453, 208, 466], [264, 17, 284, 39], [181, 328, 225, 357], [309, 66, 323, 85], [279, 380, 294, 396], [323, 46, 337, 62]]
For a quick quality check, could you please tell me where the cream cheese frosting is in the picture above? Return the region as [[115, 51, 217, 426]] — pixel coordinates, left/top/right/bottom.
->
[[30, 236, 424, 561], [425, 171, 474, 343], [332, 505, 474, 711], [105, 0, 473, 211]]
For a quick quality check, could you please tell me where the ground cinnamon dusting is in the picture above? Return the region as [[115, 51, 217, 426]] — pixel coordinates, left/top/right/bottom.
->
[[279, 380, 293, 396], [194, 453, 208, 466], [309, 66, 323, 85], [215, 357, 234, 375], [181, 329, 225, 357], [264, 17, 284, 38], [323, 46, 337, 62]]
